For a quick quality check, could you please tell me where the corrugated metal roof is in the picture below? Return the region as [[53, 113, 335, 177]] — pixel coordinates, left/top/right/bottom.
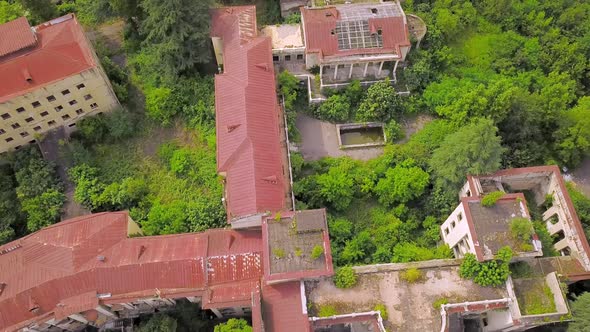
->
[[211, 7, 287, 220], [261, 281, 310, 332], [300, 4, 411, 61], [0, 14, 96, 103], [0, 212, 265, 331], [0, 17, 36, 57]]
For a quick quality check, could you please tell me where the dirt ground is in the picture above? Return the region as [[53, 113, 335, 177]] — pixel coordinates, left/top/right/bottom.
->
[[397, 113, 434, 143], [306, 266, 508, 332]]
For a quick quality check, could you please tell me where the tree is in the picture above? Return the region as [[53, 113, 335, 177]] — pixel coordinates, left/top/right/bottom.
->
[[18, 0, 57, 24], [315, 94, 351, 122], [141, 0, 213, 73], [277, 70, 300, 111], [0, 1, 25, 24], [459, 247, 512, 287], [137, 314, 178, 332], [21, 189, 65, 232], [429, 118, 505, 190], [374, 158, 429, 206], [333, 266, 357, 288], [316, 166, 354, 211], [0, 167, 22, 244], [555, 97, 590, 167], [570, 292, 590, 332], [214, 318, 253, 332], [356, 78, 402, 122]]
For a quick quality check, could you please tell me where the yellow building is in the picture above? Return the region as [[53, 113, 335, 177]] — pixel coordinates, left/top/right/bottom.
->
[[0, 14, 119, 154]]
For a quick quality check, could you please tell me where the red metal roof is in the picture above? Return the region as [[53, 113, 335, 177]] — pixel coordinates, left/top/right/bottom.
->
[[0, 17, 37, 57], [0, 14, 96, 103], [300, 5, 411, 61], [261, 281, 310, 332], [0, 212, 264, 331], [211, 7, 287, 220]]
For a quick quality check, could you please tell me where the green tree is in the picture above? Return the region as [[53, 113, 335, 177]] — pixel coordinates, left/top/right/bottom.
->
[[333, 266, 358, 288], [278, 70, 300, 111], [69, 164, 104, 210], [140, 0, 213, 73], [137, 314, 178, 332], [316, 94, 351, 122], [555, 97, 590, 167], [18, 0, 56, 23], [356, 78, 402, 122], [0, 1, 25, 24], [214, 318, 253, 332], [21, 189, 65, 232], [570, 292, 590, 332], [429, 118, 505, 190], [374, 158, 429, 206], [0, 167, 22, 243], [316, 166, 354, 211]]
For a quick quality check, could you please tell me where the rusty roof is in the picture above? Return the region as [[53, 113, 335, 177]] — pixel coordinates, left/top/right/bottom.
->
[[0, 14, 96, 103], [211, 6, 287, 220], [300, 3, 411, 61], [0, 212, 264, 331], [261, 281, 310, 332], [0, 17, 37, 57]]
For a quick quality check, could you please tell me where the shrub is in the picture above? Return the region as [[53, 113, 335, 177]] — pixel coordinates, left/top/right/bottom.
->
[[374, 303, 388, 320], [107, 108, 135, 140], [481, 191, 505, 207], [334, 266, 358, 288], [400, 267, 423, 283], [311, 245, 324, 260], [295, 247, 303, 257], [273, 248, 286, 259], [214, 318, 253, 332], [318, 304, 338, 317], [315, 94, 351, 122], [433, 298, 449, 310], [284, 12, 301, 24], [510, 217, 534, 240], [459, 247, 513, 287]]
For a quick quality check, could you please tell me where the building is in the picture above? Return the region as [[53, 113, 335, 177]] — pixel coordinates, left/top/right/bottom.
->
[[0, 210, 333, 332], [0, 15, 119, 154], [442, 166, 590, 269], [300, 2, 411, 88]]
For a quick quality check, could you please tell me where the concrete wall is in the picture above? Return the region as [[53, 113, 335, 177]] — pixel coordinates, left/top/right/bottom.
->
[[0, 67, 119, 153], [441, 202, 475, 258]]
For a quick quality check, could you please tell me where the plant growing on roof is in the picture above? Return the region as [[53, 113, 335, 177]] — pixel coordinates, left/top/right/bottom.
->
[[334, 266, 357, 288], [459, 247, 512, 287], [294, 247, 303, 257], [311, 245, 324, 260], [273, 248, 285, 259], [374, 303, 388, 320], [400, 267, 423, 283], [318, 304, 338, 317], [510, 217, 534, 240], [481, 191, 505, 207]]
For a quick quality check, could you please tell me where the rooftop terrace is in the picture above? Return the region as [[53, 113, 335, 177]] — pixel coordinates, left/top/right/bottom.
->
[[261, 24, 304, 49]]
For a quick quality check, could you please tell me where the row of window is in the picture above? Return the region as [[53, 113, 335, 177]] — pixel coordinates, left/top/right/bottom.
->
[[272, 54, 304, 62], [1, 90, 91, 120], [1, 101, 96, 125], [443, 212, 463, 236]]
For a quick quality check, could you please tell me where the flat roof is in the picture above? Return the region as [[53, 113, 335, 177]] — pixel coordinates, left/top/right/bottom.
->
[[263, 209, 333, 281], [261, 24, 304, 49], [465, 194, 537, 258]]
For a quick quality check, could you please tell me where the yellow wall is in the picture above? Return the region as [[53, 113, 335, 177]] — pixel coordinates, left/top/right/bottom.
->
[[0, 66, 119, 154]]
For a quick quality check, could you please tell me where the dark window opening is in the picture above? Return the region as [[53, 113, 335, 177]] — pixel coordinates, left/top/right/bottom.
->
[[68, 123, 76, 127], [1, 113, 10, 120], [16, 107, 25, 113], [5, 137, 13, 142], [562, 247, 571, 256], [28, 140, 36, 144], [14, 145, 21, 150], [371, 8, 378, 14], [76, 83, 85, 89], [69, 100, 77, 106], [47, 120, 56, 126], [31, 101, 41, 108], [273, 55, 279, 62], [47, 95, 56, 102], [33, 126, 41, 131], [75, 109, 84, 115], [11, 123, 20, 129], [90, 103, 98, 109], [61, 89, 70, 95], [84, 94, 92, 100], [552, 230, 565, 245], [285, 55, 291, 61], [40, 111, 49, 117], [0, 129, 4, 135], [62, 114, 71, 120], [25, 117, 34, 123], [55, 105, 63, 112], [297, 54, 303, 60], [20, 132, 29, 137]]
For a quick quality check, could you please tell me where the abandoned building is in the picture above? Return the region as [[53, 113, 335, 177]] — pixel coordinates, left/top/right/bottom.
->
[[0, 15, 120, 154]]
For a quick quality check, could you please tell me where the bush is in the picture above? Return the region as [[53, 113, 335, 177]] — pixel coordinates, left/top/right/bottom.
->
[[481, 191, 505, 207], [284, 12, 301, 24], [77, 114, 108, 144], [433, 298, 449, 310], [459, 247, 513, 287], [107, 108, 135, 140], [374, 303, 388, 320], [510, 217, 534, 240], [311, 245, 324, 260], [214, 318, 253, 332], [334, 266, 358, 288], [315, 94, 351, 122], [400, 267, 423, 283], [318, 304, 338, 317], [273, 248, 286, 258]]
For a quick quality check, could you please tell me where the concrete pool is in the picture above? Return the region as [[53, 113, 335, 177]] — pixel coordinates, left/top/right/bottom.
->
[[337, 123, 386, 149]]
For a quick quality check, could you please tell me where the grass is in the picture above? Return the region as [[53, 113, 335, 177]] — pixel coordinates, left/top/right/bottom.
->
[[400, 267, 423, 283], [509, 261, 534, 279], [519, 281, 557, 315], [318, 304, 338, 317], [433, 298, 449, 310], [273, 248, 286, 259]]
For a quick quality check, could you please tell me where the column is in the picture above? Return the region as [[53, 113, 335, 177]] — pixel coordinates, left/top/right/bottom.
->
[[363, 62, 369, 77], [211, 308, 223, 319], [348, 63, 354, 79], [95, 305, 117, 318], [68, 314, 89, 325], [393, 60, 399, 81], [377, 61, 384, 76], [334, 64, 338, 80]]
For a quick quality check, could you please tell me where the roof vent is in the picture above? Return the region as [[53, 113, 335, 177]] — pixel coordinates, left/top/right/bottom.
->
[[255, 63, 269, 71], [326, 12, 333, 17], [0, 283, 6, 296], [29, 298, 40, 313], [138, 245, 146, 259], [97, 255, 106, 262], [22, 68, 32, 83], [0, 243, 22, 256], [227, 124, 241, 133], [262, 175, 278, 184], [227, 234, 235, 249]]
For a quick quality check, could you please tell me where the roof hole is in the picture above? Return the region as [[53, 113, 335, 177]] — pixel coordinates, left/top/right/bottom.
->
[[371, 8, 378, 14]]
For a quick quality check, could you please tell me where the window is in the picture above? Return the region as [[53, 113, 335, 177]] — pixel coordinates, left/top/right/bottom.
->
[[84, 94, 92, 100], [28, 140, 36, 144], [47, 120, 56, 126], [68, 100, 77, 106], [61, 89, 70, 95], [14, 145, 21, 150], [76, 83, 85, 89], [32, 101, 41, 108], [272, 55, 279, 62], [370, 8, 378, 14], [297, 54, 303, 60], [47, 95, 56, 102], [285, 55, 291, 61], [68, 123, 76, 127], [451, 221, 456, 229], [458, 212, 463, 221], [1, 113, 10, 120], [16, 107, 25, 113], [11, 123, 20, 129], [444, 228, 449, 235], [62, 114, 71, 120], [33, 126, 42, 131], [25, 117, 34, 123], [40, 111, 49, 117], [0, 129, 5, 135], [55, 105, 63, 112], [20, 132, 29, 137], [5, 137, 13, 142], [75, 109, 84, 115], [90, 103, 98, 109]]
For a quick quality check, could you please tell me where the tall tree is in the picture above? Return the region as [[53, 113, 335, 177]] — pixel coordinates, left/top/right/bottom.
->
[[356, 78, 403, 122], [18, 0, 57, 23], [569, 292, 590, 331], [137, 314, 178, 332], [429, 118, 505, 190], [0, 1, 25, 24], [140, 0, 213, 73]]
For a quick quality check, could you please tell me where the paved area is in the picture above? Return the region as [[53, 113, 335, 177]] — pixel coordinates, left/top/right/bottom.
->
[[306, 265, 508, 332], [571, 157, 590, 197], [295, 113, 383, 161]]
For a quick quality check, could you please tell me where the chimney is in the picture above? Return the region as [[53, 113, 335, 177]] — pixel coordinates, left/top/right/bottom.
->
[[22, 67, 32, 83]]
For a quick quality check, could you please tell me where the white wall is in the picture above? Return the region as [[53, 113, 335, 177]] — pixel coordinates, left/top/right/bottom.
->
[[441, 202, 475, 258]]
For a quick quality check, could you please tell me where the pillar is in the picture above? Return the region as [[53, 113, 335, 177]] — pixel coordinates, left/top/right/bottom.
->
[[211, 308, 223, 319], [233, 307, 245, 316], [95, 305, 117, 318], [393, 60, 399, 80], [363, 62, 369, 77], [378, 61, 384, 76], [348, 63, 354, 79], [334, 64, 338, 80], [68, 314, 89, 325]]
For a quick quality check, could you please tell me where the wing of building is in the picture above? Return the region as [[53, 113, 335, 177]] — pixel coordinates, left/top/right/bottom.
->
[[0, 14, 119, 153]]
